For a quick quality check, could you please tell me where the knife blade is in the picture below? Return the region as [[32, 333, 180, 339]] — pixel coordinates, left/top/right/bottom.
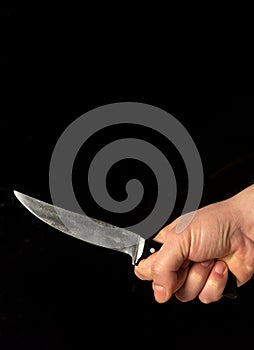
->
[[13, 190, 238, 299], [13, 190, 160, 265]]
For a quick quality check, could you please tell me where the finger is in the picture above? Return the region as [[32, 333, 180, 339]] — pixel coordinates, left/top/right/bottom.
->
[[155, 219, 179, 242], [134, 252, 158, 281], [151, 233, 189, 303], [198, 260, 228, 304], [151, 260, 191, 303], [174, 260, 191, 292], [175, 260, 214, 302], [134, 227, 186, 283]]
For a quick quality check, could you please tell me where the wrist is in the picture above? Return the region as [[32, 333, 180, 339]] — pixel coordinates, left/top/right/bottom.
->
[[229, 184, 254, 237]]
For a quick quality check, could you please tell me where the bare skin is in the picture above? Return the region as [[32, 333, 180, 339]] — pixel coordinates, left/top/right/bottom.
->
[[134, 184, 254, 304]]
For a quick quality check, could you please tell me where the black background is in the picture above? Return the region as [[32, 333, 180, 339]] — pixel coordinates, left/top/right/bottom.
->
[[1, 5, 254, 349]]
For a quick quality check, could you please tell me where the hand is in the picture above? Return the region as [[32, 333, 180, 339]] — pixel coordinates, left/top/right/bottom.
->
[[134, 185, 254, 303]]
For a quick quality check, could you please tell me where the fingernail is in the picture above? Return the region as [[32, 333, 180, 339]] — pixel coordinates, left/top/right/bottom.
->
[[200, 260, 213, 267], [215, 263, 227, 275], [153, 284, 166, 298]]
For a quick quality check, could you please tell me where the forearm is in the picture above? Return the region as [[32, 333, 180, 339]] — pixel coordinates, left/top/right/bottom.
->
[[229, 184, 254, 240]]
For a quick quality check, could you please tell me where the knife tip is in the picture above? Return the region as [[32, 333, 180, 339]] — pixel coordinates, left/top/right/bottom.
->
[[13, 190, 24, 202], [13, 189, 20, 197]]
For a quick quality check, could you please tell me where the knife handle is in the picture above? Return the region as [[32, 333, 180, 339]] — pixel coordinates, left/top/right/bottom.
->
[[137, 237, 239, 299]]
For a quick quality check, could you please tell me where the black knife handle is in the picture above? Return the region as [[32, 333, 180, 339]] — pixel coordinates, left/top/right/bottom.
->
[[136, 237, 239, 299]]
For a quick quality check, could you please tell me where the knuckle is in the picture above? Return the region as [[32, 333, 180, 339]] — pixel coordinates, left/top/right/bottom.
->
[[198, 295, 211, 304], [199, 294, 222, 304], [134, 270, 145, 280], [175, 291, 196, 302], [198, 279, 223, 304], [191, 271, 204, 284], [134, 264, 152, 281], [151, 261, 165, 278]]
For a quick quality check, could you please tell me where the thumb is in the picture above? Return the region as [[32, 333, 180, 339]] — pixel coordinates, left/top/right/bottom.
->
[[151, 227, 190, 303]]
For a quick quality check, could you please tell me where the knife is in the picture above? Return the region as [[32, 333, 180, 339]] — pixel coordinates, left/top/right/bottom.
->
[[13, 190, 238, 299]]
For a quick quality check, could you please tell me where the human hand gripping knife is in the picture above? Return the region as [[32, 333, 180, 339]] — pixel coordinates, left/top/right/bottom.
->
[[13, 190, 238, 299]]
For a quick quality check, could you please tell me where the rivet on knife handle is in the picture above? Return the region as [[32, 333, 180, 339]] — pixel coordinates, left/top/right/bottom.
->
[[136, 237, 239, 299]]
